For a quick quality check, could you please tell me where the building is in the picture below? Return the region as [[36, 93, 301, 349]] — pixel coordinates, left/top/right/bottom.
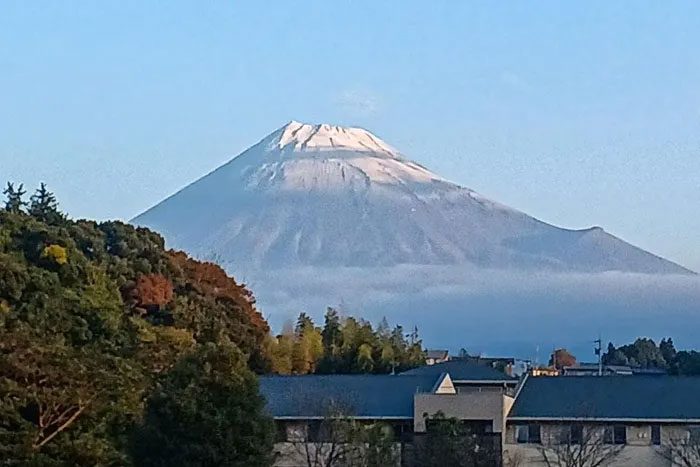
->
[[562, 363, 668, 376], [260, 364, 700, 466], [424, 349, 449, 365], [505, 375, 700, 466], [400, 359, 517, 395], [260, 361, 516, 466]]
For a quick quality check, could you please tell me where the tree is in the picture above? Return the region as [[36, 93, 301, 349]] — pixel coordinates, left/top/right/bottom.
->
[[29, 182, 64, 224], [660, 338, 677, 371], [411, 412, 499, 467], [131, 342, 275, 467], [657, 429, 700, 467], [321, 308, 342, 356], [0, 189, 275, 464], [675, 351, 700, 375], [616, 338, 667, 368], [549, 349, 577, 370], [356, 343, 374, 373], [602, 343, 629, 366], [538, 424, 625, 467], [3, 182, 27, 213], [288, 403, 397, 467]]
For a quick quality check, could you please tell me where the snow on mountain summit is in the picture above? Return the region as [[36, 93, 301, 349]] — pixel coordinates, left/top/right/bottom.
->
[[132, 122, 693, 275], [272, 121, 400, 156]]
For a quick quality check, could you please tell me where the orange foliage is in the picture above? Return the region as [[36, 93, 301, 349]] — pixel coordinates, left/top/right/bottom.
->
[[132, 274, 174, 308], [167, 251, 269, 333], [550, 348, 577, 370]]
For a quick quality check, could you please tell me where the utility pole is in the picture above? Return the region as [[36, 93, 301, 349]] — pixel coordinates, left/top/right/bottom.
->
[[594, 336, 602, 376]]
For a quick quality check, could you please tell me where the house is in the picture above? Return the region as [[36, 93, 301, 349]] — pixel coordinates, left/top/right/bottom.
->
[[259, 363, 517, 466], [259, 364, 700, 467], [400, 359, 517, 395], [455, 355, 518, 377], [505, 375, 700, 466], [425, 349, 449, 365], [562, 363, 668, 377]]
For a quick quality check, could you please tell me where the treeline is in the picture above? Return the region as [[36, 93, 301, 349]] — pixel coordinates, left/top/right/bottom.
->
[[603, 337, 700, 375], [0, 183, 275, 465], [269, 309, 425, 375], [0, 182, 428, 465]]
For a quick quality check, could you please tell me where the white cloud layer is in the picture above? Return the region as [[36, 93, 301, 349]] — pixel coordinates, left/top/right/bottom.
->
[[235, 265, 700, 360]]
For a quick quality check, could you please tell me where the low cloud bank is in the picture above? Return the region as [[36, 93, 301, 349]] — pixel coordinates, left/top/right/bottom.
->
[[233, 265, 700, 360]]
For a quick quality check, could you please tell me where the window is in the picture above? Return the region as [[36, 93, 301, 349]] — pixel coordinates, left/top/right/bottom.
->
[[688, 426, 700, 443], [569, 425, 583, 445], [603, 426, 626, 445], [603, 427, 613, 444], [651, 425, 661, 445], [516, 424, 541, 444]]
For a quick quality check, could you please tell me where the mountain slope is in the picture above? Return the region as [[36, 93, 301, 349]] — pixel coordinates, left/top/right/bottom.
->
[[132, 121, 692, 275]]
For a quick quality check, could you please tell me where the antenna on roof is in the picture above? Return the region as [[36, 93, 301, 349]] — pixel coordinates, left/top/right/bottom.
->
[[594, 334, 603, 376]]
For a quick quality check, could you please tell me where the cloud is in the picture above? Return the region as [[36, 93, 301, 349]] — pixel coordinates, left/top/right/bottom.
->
[[334, 88, 381, 116], [237, 265, 700, 358]]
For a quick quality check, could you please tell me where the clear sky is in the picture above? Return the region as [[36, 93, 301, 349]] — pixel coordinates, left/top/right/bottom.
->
[[1, 1, 699, 271]]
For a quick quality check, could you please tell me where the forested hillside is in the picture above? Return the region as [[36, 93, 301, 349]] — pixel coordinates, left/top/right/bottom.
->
[[0, 182, 427, 465], [0, 183, 274, 465]]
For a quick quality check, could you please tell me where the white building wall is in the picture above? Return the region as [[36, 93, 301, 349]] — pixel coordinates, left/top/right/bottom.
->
[[504, 424, 678, 467]]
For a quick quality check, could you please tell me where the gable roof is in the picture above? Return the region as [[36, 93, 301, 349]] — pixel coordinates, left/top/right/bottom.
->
[[509, 376, 700, 421], [400, 360, 516, 382], [426, 350, 449, 359], [259, 374, 438, 419]]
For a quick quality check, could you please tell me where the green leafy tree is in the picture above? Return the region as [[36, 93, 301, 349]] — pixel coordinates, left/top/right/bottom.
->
[[0, 185, 275, 464], [131, 342, 275, 467], [412, 412, 498, 467]]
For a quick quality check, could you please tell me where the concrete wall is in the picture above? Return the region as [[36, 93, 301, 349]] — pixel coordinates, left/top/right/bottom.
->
[[503, 423, 680, 467], [414, 391, 513, 451]]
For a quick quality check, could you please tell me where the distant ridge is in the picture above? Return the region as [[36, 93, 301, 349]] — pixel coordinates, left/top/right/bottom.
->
[[133, 121, 693, 275]]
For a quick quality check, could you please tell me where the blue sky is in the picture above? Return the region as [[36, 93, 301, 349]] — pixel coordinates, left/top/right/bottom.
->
[[1, 1, 699, 270]]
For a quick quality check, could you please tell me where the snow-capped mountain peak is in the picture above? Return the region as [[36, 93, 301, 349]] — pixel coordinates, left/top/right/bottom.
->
[[270, 121, 400, 156], [132, 122, 693, 275]]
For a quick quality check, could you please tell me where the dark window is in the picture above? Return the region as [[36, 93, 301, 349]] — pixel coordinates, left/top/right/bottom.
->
[[516, 424, 541, 444], [651, 425, 661, 445], [570, 425, 583, 445], [528, 424, 541, 443], [613, 425, 627, 445], [688, 426, 700, 443], [603, 427, 613, 444]]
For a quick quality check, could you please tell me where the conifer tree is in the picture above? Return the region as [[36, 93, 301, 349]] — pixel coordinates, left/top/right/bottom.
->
[[2, 182, 27, 213], [29, 182, 64, 224]]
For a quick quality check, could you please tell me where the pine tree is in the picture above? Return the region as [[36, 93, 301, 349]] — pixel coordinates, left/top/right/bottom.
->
[[29, 183, 63, 224], [321, 307, 342, 356], [2, 182, 27, 213]]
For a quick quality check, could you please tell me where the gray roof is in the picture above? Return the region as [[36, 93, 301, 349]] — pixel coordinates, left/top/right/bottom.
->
[[426, 350, 449, 359], [400, 360, 516, 382], [259, 374, 438, 419], [509, 375, 700, 421]]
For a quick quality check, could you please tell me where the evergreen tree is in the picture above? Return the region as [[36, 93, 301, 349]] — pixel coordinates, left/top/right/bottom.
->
[[660, 338, 677, 367], [131, 342, 275, 467], [321, 307, 342, 356], [29, 182, 64, 224], [2, 182, 27, 213]]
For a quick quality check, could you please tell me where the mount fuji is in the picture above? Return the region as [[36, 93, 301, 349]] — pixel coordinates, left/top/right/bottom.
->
[[133, 121, 691, 275]]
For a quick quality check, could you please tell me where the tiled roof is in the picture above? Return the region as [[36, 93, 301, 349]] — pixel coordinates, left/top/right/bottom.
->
[[400, 360, 516, 381], [259, 374, 438, 419], [509, 375, 700, 420]]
